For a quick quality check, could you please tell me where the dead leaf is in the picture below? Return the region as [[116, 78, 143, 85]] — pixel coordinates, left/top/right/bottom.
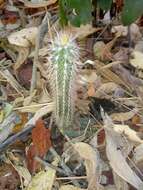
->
[[93, 34, 120, 61], [95, 82, 120, 98], [0, 113, 17, 143], [133, 144, 143, 164], [13, 112, 28, 133], [0, 69, 24, 96], [103, 115, 143, 189], [12, 165, 31, 187], [93, 60, 131, 91], [32, 119, 51, 157], [113, 172, 129, 190], [87, 83, 96, 97], [14, 47, 29, 70], [112, 24, 141, 42], [26, 144, 40, 174], [112, 124, 143, 144], [26, 158, 58, 190], [110, 108, 138, 122], [8, 27, 38, 47], [67, 24, 101, 39], [74, 142, 101, 190], [130, 50, 143, 69]]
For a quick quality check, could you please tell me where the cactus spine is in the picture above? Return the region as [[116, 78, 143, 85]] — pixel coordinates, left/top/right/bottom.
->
[[48, 31, 80, 133]]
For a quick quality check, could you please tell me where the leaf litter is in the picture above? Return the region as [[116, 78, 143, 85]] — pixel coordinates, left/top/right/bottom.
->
[[1, 1, 143, 190]]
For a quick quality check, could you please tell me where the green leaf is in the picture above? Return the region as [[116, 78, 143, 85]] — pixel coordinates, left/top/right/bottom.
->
[[122, 0, 143, 25], [59, 0, 92, 27], [59, 0, 68, 26], [97, 0, 112, 11]]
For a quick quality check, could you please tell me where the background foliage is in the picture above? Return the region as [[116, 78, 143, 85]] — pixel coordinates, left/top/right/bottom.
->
[[59, 0, 143, 26]]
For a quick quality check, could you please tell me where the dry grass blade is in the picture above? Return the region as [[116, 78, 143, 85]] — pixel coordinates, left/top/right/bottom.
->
[[0, 69, 24, 96]]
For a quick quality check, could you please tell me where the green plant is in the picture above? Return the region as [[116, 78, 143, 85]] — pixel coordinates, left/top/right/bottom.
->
[[59, 0, 143, 26], [48, 31, 80, 134]]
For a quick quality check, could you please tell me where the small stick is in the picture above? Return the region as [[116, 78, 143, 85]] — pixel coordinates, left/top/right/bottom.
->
[[35, 156, 65, 174], [30, 12, 50, 94], [0, 124, 34, 153], [50, 147, 81, 187]]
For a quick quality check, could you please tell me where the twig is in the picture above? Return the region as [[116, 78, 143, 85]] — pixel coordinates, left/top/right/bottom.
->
[[50, 147, 81, 187], [0, 124, 34, 153], [35, 156, 65, 174], [30, 12, 50, 94]]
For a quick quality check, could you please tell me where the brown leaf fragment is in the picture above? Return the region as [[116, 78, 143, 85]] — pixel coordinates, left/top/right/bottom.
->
[[32, 119, 51, 157], [26, 144, 40, 174]]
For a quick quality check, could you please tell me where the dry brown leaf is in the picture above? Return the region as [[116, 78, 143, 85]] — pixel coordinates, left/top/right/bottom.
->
[[67, 24, 101, 39], [14, 47, 29, 70], [94, 60, 131, 91], [23, 0, 57, 8], [87, 83, 96, 97], [103, 115, 143, 189], [74, 142, 100, 190], [130, 50, 143, 69], [95, 82, 119, 98], [110, 108, 138, 122], [26, 158, 58, 190], [8, 27, 38, 47], [112, 124, 143, 144], [112, 24, 141, 42], [93, 33, 120, 61], [105, 127, 143, 189], [80, 70, 98, 84], [32, 119, 51, 157]]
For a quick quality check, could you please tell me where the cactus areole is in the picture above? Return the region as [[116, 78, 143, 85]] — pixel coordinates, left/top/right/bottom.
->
[[48, 31, 80, 134]]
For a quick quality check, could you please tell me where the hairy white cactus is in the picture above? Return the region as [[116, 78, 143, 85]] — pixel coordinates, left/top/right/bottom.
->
[[48, 31, 80, 133]]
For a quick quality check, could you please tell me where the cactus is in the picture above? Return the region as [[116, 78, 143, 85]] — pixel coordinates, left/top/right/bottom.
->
[[48, 31, 80, 133]]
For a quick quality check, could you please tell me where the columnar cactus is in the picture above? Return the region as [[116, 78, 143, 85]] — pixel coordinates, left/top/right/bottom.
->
[[48, 31, 80, 133]]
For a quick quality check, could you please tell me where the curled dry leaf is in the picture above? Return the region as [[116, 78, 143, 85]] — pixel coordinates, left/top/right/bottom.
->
[[103, 116, 143, 189], [74, 142, 100, 190], [110, 108, 138, 122], [112, 124, 143, 144], [8, 27, 38, 47]]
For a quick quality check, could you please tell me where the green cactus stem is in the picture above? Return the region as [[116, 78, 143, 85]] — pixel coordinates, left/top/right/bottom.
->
[[48, 31, 80, 133]]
